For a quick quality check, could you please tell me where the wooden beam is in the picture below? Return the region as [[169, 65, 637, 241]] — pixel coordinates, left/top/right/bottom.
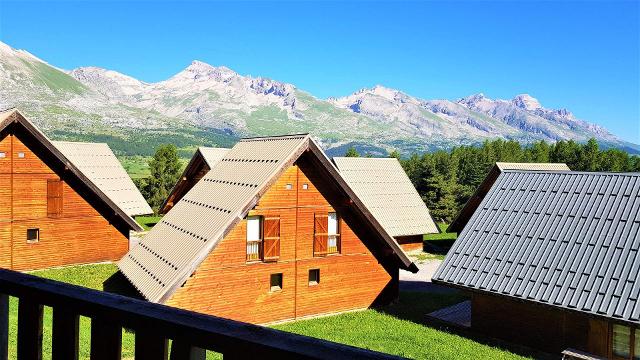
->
[[90, 319, 121, 360], [52, 307, 79, 360], [169, 340, 206, 360], [135, 330, 168, 360], [17, 298, 43, 360]]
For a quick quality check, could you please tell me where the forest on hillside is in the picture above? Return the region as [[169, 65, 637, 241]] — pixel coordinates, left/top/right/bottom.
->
[[350, 138, 640, 224]]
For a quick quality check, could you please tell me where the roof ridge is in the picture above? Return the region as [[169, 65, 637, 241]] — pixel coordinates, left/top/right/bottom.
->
[[240, 133, 309, 142], [502, 169, 640, 176]]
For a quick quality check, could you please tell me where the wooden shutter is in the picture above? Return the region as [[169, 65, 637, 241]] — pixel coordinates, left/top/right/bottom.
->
[[263, 216, 280, 262], [314, 213, 328, 256], [47, 179, 63, 218]]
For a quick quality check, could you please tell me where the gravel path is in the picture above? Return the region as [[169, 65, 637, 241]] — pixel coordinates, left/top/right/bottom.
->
[[399, 256, 458, 293]]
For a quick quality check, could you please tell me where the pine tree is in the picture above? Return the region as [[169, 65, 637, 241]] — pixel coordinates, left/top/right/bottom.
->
[[344, 146, 360, 157], [144, 144, 182, 213]]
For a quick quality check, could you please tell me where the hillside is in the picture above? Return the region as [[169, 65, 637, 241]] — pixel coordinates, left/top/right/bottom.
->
[[0, 41, 636, 155]]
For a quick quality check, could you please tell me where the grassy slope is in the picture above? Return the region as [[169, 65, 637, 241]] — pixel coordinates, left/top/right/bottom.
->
[[275, 292, 530, 360], [136, 216, 163, 231], [424, 223, 457, 241]]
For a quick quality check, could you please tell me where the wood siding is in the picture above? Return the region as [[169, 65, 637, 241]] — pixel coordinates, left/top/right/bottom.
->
[[166, 157, 395, 324], [0, 134, 128, 271], [395, 235, 423, 251], [472, 293, 609, 357]]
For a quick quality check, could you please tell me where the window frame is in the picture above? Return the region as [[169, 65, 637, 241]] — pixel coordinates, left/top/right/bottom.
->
[[246, 215, 263, 262], [327, 212, 341, 255], [611, 323, 638, 360], [26, 228, 39, 244], [269, 273, 283, 292], [308, 269, 320, 286]]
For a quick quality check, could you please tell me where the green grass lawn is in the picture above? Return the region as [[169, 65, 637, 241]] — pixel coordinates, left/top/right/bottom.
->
[[19, 263, 530, 359], [275, 292, 531, 360], [423, 223, 457, 241], [135, 215, 163, 231]]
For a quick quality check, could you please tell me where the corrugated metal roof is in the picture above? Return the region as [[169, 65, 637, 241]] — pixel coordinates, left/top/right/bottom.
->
[[119, 134, 417, 303], [0, 109, 143, 231], [53, 141, 152, 217], [333, 157, 438, 237], [197, 147, 229, 168], [448, 162, 570, 233], [433, 170, 640, 325]]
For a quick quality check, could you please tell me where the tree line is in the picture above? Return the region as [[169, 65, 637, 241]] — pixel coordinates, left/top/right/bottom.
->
[[346, 138, 640, 223], [137, 139, 639, 217]]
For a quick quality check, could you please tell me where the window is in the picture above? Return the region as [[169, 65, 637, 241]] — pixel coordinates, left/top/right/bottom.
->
[[0, 152, 5, 158], [26, 228, 39, 243], [314, 212, 341, 256], [17, 152, 25, 158], [285, 183, 293, 190], [327, 212, 340, 254], [612, 324, 638, 360], [270, 273, 282, 292], [302, 183, 308, 190], [309, 269, 320, 286], [47, 179, 63, 218], [246, 216, 262, 261]]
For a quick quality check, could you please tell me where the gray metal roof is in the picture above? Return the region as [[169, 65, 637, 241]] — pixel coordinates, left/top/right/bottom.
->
[[53, 141, 153, 217], [433, 170, 640, 325], [333, 157, 438, 237], [448, 162, 570, 233], [197, 147, 229, 168], [118, 135, 416, 303]]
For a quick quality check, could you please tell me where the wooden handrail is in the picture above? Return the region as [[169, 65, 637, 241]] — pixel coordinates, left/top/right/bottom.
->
[[0, 269, 403, 359]]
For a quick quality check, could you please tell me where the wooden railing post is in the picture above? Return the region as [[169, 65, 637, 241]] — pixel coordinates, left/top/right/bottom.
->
[[52, 307, 79, 360], [0, 294, 8, 360], [17, 298, 43, 360], [90, 318, 122, 360], [135, 330, 168, 360], [170, 340, 206, 360]]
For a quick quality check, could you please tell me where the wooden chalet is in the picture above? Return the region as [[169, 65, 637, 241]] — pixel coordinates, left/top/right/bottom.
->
[[119, 134, 417, 324], [0, 108, 146, 270], [333, 157, 439, 250], [433, 170, 640, 358], [447, 162, 570, 233], [160, 147, 229, 214]]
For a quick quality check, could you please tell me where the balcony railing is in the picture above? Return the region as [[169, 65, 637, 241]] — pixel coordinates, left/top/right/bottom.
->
[[0, 268, 402, 360]]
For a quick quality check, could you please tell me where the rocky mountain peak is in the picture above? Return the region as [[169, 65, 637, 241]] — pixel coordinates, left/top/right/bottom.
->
[[512, 94, 542, 110]]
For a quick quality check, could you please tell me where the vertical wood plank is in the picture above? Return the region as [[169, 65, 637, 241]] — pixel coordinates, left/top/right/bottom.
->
[[170, 340, 206, 360], [52, 307, 79, 360], [0, 294, 8, 360], [135, 330, 168, 360], [17, 298, 43, 360], [90, 319, 121, 360]]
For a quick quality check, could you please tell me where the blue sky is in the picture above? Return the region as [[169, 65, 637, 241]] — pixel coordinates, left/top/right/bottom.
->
[[1, 1, 639, 143]]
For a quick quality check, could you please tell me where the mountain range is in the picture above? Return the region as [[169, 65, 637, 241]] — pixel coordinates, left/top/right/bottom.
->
[[0, 41, 636, 156]]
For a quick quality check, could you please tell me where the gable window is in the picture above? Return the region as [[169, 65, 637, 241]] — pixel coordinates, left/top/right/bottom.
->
[[314, 212, 341, 256], [0, 152, 5, 158], [47, 179, 63, 218], [308, 269, 320, 286], [17, 152, 25, 158], [270, 273, 283, 292], [246, 216, 262, 261], [302, 183, 309, 190], [26, 228, 39, 243], [285, 183, 293, 190], [612, 324, 638, 360]]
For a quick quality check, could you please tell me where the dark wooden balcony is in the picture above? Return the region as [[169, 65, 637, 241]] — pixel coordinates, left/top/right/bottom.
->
[[0, 268, 402, 360]]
